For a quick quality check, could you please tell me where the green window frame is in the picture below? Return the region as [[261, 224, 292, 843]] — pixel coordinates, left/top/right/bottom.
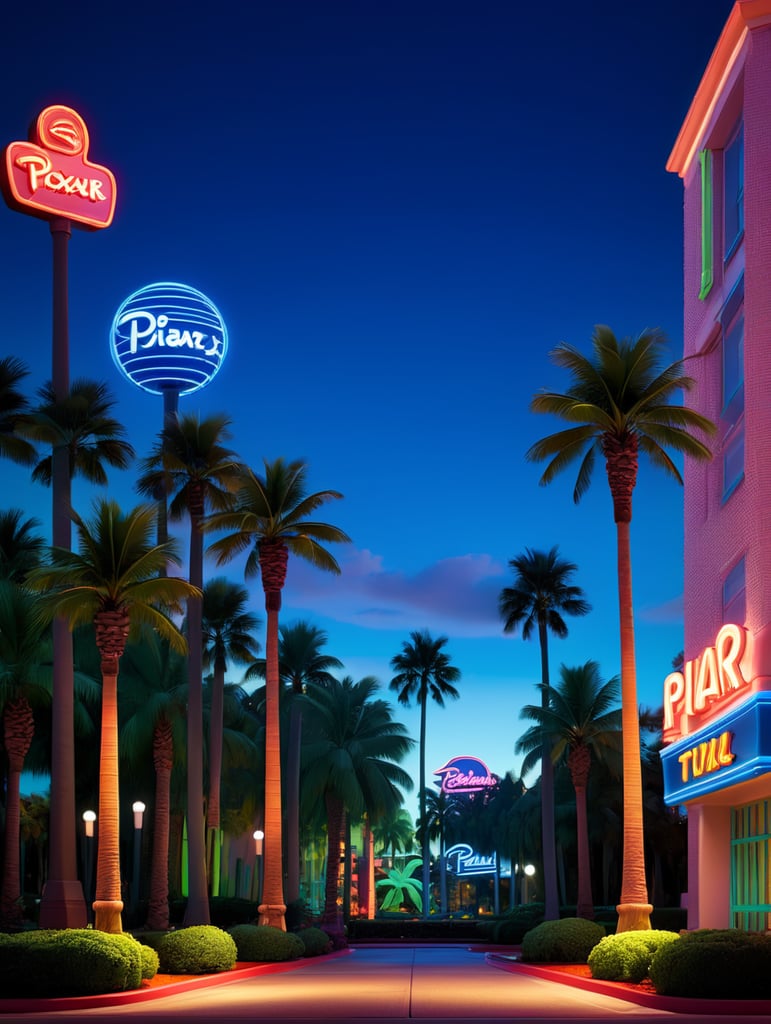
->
[[731, 799, 771, 931], [699, 149, 713, 300]]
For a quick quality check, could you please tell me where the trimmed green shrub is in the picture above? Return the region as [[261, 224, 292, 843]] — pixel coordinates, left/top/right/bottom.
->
[[650, 929, 771, 999], [521, 918, 606, 963], [157, 925, 237, 974], [0, 929, 146, 996], [588, 930, 680, 983], [489, 904, 545, 945], [138, 941, 160, 980], [295, 926, 333, 957], [229, 924, 304, 962]]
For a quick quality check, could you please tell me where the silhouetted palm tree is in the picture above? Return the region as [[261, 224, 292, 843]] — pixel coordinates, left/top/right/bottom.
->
[[0, 509, 45, 583], [527, 326, 714, 931], [0, 356, 37, 466]]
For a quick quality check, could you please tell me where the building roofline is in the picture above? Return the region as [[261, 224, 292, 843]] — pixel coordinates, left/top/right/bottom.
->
[[667, 0, 771, 178]]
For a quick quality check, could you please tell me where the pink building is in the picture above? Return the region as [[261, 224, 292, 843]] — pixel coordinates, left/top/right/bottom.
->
[[663, 0, 771, 930]]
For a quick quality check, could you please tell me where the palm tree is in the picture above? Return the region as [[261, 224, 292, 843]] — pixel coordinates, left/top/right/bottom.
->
[[300, 675, 413, 928], [526, 325, 715, 931], [389, 630, 461, 920], [0, 356, 37, 466], [498, 546, 590, 920], [137, 412, 242, 927], [118, 626, 189, 930], [518, 662, 621, 919], [0, 509, 45, 582], [24, 377, 133, 929], [245, 620, 343, 905], [418, 787, 462, 913], [27, 499, 199, 933], [205, 457, 351, 930], [200, 577, 261, 893], [373, 808, 416, 864]]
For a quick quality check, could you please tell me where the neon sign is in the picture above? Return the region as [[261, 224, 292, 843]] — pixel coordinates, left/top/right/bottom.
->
[[110, 283, 228, 396], [434, 756, 498, 795], [1, 106, 116, 229], [663, 623, 749, 740], [444, 844, 509, 877], [677, 731, 735, 783]]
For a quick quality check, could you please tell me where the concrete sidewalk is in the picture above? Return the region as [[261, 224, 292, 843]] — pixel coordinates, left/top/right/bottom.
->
[[0, 944, 769, 1023]]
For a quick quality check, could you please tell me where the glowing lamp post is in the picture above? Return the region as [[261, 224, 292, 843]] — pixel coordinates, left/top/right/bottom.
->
[[253, 830, 264, 905], [130, 802, 146, 923], [523, 863, 536, 904], [81, 811, 96, 919]]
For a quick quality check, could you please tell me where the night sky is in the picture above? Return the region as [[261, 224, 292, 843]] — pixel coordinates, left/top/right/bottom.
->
[[1, 0, 734, 812]]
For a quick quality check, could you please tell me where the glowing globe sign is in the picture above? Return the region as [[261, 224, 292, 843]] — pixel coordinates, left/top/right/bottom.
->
[[110, 282, 227, 396]]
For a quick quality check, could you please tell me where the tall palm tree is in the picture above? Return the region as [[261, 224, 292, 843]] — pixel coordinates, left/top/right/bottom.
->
[[27, 499, 199, 934], [244, 620, 343, 904], [118, 626, 189, 931], [526, 325, 715, 931], [517, 661, 621, 920], [498, 546, 590, 920], [24, 377, 133, 929], [137, 412, 242, 927], [418, 787, 462, 913], [389, 630, 461, 920], [0, 509, 45, 583], [301, 675, 413, 928], [0, 356, 37, 466], [205, 457, 351, 929], [200, 577, 261, 893]]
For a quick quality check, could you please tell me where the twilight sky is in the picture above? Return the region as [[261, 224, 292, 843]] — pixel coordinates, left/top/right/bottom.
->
[[1, 0, 734, 817]]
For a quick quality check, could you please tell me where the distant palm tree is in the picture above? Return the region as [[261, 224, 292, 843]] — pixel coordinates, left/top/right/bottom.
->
[[0, 356, 37, 466], [526, 326, 714, 931], [301, 675, 413, 928], [137, 412, 242, 927], [200, 577, 261, 892], [0, 509, 45, 582], [373, 808, 416, 862], [517, 661, 621, 920], [27, 499, 199, 934], [205, 457, 350, 930], [390, 630, 461, 920], [418, 787, 461, 913], [245, 620, 343, 904], [499, 546, 590, 920]]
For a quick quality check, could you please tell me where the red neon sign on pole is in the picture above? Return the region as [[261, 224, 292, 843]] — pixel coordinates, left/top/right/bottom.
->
[[1, 105, 116, 229]]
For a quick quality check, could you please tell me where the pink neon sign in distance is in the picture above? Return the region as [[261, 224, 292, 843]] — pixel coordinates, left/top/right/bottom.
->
[[433, 755, 498, 795], [1, 105, 116, 229]]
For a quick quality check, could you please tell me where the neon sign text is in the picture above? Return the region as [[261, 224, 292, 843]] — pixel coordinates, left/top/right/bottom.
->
[[13, 153, 107, 202], [444, 843, 498, 877], [434, 756, 498, 795], [664, 623, 748, 737], [118, 311, 223, 357], [678, 731, 735, 782]]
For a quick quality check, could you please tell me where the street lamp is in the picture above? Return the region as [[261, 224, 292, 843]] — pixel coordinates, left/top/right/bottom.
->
[[82, 811, 96, 919], [523, 863, 535, 904], [253, 830, 264, 905], [130, 801, 146, 923]]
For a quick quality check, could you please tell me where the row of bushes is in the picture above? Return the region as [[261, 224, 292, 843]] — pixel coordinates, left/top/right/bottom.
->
[[0, 923, 335, 998], [519, 916, 771, 999]]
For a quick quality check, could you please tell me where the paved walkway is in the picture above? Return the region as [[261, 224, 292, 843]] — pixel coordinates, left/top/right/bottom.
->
[[1, 944, 768, 1023]]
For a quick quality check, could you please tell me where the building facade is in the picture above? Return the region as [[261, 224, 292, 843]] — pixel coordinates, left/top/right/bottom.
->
[[663, 0, 771, 930]]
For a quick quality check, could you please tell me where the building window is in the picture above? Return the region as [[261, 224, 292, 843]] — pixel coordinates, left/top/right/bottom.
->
[[699, 149, 713, 299], [722, 423, 744, 500], [731, 800, 771, 932], [723, 556, 746, 625], [720, 276, 744, 500], [724, 122, 744, 261]]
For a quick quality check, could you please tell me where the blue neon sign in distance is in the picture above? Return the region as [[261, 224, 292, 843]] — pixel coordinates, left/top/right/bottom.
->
[[110, 282, 227, 396]]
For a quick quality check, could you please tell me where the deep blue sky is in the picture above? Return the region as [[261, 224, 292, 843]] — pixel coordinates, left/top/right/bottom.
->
[[2, 1, 733, 813]]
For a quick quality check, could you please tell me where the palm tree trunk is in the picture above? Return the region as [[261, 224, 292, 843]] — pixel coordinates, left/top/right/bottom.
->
[[1, 699, 34, 928], [93, 663, 123, 933], [537, 617, 560, 921], [419, 685, 430, 920], [322, 792, 344, 928], [183, 507, 210, 927], [207, 657, 225, 897], [146, 717, 173, 930], [285, 698, 303, 905], [615, 519, 652, 932], [569, 744, 594, 921]]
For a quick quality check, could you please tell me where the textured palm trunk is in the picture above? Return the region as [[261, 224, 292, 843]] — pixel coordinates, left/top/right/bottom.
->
[[322, 791, 345, 928], [418, 681, 430, 919], [258, 539, 288, 929], [285, 694, 303, 905], [604, 435, 651, 932], [146, 717, 173, 930], [207, 656, 225, 834], [537, 616, 560, 920], [568, 744, 594, 920], [183, 490, 210, 927], [1, 698, 34, 927]]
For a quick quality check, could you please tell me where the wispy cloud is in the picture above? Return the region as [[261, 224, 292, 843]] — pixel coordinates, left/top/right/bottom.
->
[[638, 594, 683, 624], [281, 547, 507, 637]]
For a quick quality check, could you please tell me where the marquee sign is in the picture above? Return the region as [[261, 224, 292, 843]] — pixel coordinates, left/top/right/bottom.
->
[[110, 282, 228, 396], [444, 843, 508, 877], [1, 105, 116, 229], [434, 756, 498, 795]]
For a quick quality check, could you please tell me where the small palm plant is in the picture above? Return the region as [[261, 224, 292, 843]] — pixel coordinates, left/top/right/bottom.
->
[[377, 859, 424, 913]]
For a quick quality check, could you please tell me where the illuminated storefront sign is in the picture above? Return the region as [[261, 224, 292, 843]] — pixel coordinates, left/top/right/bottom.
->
[[1, 105, 116, 228], [110, 282, 228, 396], [444, 844, 509, 877], [662, 692, 771, 804], [434, 756, 498, 795], [663, 623, 749, 740]]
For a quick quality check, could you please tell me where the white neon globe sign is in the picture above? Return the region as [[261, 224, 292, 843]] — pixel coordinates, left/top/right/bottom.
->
[[110, 282, 228, 396]]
